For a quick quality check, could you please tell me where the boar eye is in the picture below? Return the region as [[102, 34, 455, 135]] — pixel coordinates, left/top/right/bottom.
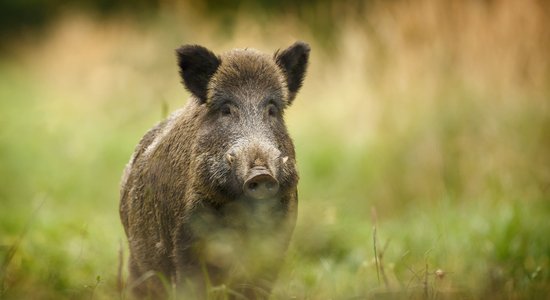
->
[[220, 104, 232, 116], [267, 104, 278, 117]]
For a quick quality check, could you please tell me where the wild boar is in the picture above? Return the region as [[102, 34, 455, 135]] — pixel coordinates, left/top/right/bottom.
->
[[120, 41, 310, 299]]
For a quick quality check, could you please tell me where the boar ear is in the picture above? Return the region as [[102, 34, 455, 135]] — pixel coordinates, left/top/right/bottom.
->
[[275, 41, 310, 103], [176, 45, 221, 103]]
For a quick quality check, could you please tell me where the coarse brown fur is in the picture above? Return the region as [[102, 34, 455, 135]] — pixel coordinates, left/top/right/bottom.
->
[[120, 42, 310, 299]]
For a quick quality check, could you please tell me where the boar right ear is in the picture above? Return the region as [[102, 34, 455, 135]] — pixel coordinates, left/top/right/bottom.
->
[[275, 41, 310, 103], [176, 45, 220, 103]]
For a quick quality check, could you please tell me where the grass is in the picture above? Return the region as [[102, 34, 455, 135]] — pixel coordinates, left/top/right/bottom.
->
[[1, 0, 550, 298]]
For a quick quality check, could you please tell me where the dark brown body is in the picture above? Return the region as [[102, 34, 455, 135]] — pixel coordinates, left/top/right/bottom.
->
[[120, 42, 309, 299]]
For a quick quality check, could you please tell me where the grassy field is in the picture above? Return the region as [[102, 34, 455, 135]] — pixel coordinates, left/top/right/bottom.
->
[[1, 1, 549, 299]]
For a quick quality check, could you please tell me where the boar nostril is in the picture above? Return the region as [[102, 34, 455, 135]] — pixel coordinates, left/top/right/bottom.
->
[[248, 181, 258, 190]]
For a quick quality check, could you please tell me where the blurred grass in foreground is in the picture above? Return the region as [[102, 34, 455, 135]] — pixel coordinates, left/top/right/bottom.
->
[[1, 0, 550, 298]]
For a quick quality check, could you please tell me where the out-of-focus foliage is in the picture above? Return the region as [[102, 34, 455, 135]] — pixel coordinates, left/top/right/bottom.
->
[[0, 0, 160, 45], [0, 0, 367, 51]]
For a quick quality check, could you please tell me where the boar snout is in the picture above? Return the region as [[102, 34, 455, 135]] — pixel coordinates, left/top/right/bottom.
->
[[244, 167, 279, 200]]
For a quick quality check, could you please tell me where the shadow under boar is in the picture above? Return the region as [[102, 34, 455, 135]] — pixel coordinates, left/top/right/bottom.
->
[[119, 41, 310, 299]]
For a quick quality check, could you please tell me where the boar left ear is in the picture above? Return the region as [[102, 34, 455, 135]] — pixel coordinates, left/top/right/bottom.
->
[[275, 41, 310, 103], [176, 45, 221, 103]]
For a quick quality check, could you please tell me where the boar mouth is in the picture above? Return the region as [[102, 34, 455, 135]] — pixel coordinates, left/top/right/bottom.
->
[[243, 167, 280, 200]]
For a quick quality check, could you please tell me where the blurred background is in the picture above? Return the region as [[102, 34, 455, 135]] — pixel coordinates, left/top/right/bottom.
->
[[1, 0, 549, 298]]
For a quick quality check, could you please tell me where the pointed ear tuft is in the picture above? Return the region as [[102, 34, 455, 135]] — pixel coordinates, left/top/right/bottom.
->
[[176, 45, 220, 103], [275, 41, 310, 103]]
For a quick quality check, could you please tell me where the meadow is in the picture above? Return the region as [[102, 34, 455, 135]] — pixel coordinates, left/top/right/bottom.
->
[[1, 1, 549, 299]]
